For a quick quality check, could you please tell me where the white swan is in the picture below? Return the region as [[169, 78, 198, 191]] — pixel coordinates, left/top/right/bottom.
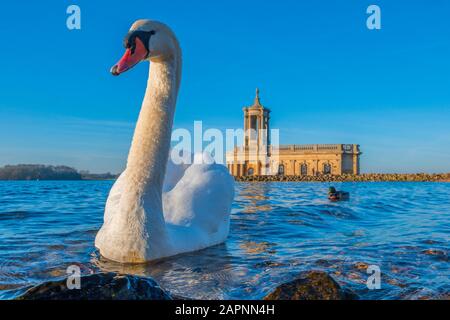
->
[[95, 20, 234, 263]]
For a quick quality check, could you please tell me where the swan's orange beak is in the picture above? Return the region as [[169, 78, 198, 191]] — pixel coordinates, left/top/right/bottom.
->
[[110, 38, 148, 76]]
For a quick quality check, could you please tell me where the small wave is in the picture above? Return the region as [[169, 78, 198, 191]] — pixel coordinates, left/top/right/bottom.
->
[[0, 210, 41, 221]]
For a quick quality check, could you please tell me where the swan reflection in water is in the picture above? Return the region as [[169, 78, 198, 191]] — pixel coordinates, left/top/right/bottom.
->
[[92, 243, 242, 299]]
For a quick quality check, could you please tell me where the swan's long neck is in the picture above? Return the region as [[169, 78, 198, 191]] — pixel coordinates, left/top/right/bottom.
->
[[119, 51, 181, 261], [127, 57, 180, 196]]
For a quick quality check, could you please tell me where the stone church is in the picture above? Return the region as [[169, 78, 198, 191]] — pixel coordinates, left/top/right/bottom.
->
[[226, 89, 361, 177]]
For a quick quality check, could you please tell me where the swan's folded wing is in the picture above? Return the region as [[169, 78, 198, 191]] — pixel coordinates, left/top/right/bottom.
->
[[162, 163, 234, 234], [162, 153, 191, 193], [103, 171, 126, 224], [95, 171, 127, 248]]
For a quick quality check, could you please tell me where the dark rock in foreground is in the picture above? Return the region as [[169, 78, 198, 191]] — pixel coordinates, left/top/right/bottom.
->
[[17, 272, 172, 300], [17, 271, 358, 300], [264, 271, 358, 300]]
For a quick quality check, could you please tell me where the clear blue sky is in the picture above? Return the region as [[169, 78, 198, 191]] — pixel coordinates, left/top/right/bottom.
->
[[0, 0, 449, 173]]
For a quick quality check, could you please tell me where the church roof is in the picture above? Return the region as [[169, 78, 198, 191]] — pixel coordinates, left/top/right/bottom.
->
[[246, 88, 270, 112]]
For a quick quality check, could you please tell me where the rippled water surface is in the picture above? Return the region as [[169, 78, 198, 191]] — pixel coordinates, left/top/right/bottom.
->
[[0, 181, 449, 299]]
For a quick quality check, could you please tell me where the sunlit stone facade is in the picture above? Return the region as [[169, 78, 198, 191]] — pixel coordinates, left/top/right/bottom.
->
[[226, 89, 362, 177]]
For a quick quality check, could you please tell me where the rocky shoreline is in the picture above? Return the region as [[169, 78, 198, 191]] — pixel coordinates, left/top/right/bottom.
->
[[235, 173, 450, 183], [16, 271, 357, 300]]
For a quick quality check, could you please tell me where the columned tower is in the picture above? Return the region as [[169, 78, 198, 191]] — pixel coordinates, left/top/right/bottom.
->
[[242, 88, 271, 175], [243, 88, 271, 153]]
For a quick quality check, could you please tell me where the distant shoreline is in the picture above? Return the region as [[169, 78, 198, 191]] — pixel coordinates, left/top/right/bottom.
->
[[235, 173, 450, 183], [0, 164, 448, 182], [0, 164, 119, 181]]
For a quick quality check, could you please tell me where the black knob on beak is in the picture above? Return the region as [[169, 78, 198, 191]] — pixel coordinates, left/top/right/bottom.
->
[[110, 65, 120, 76]]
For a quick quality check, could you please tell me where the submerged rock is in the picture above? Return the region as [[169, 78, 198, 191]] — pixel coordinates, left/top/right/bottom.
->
[[264, 270, 358, 300], [17, 272, 172, 300], [353, 262, 369, 271], [421, 249, 448, 262]]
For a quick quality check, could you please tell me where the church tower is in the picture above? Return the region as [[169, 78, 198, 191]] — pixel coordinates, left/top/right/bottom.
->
[[242, 88, 271, 175], [243, 88, 271, 154]]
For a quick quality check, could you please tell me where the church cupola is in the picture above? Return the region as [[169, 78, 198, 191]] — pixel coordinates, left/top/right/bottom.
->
[[243, 88, 271, 152]]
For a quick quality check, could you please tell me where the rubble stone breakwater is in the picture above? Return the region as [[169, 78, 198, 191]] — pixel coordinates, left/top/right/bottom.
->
[[235, 173, 450, 182]]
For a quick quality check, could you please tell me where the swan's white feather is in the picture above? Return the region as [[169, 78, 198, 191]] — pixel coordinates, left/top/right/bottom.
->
[[95, 20, 234, 263], [163, 154, 234, 231], [98, 153, 234, 260]]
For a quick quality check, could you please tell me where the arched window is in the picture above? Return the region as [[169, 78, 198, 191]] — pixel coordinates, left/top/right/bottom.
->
[[278, 164, 285, 175], [247, 168, 254, 176], [323, 163, 331, 175], [300, 163, 308, 176]]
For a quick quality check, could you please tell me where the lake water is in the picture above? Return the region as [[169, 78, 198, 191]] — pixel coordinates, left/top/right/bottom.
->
[[0, 181, 448, 300]]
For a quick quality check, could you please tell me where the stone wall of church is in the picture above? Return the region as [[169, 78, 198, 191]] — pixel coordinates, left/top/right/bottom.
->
[[273, 152, 343, 176], [226, 150, 362, 176]]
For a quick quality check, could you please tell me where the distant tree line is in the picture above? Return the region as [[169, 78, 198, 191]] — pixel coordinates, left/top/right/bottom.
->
[[0, 164, 119, 180], [79, 171, 118, 180]]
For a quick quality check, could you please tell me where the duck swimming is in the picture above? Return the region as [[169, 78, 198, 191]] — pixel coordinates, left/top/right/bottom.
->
[[328, 186, 349, 201]]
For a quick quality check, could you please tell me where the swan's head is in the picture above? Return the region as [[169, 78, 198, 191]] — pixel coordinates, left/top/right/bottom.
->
[[110, 20, 179, 76]]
